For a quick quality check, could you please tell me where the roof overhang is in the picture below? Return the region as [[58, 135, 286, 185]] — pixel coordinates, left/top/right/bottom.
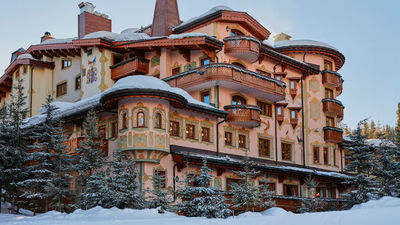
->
[[27, 43, 82, 59]]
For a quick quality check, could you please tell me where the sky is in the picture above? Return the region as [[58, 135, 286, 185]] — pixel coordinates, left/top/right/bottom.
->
[[0, 0, 399, 129]]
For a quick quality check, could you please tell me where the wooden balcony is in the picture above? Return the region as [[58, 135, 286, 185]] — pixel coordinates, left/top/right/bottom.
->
[[322, 98, 344, 120], [110, 57, 149, 80], [224, 36, 260, 63], [323, 127, 343, 144], [224, 104, 261, 128], [322, 70, 342, 89], [165, 63, 286, 102]]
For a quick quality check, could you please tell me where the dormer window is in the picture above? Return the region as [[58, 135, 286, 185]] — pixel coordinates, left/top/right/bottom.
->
[[231, 29, 244, 36]]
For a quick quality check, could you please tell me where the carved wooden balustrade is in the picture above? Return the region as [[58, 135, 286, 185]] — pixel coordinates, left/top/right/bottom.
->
[[322, 98, 344, 120], [223, 36, 261, 63], [323, 127, 343, 144], [110, 57, 149, 80], [224, 104, 261, 128]]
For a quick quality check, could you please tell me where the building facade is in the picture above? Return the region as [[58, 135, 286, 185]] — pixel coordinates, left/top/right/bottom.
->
[[0, 0, 348, 210]]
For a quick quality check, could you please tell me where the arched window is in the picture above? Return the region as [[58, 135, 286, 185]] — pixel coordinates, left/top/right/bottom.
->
[[137, 111, 145, 128], [232, 95, 246, 105], [155, 112, 162, 129], [122, 112, 128, 129], [232, 62, 246, 69], [231, 29, 244, 36]]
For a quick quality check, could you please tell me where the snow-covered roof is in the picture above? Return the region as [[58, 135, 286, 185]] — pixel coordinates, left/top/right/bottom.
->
[[82, 31, 153, 42], [101, 75, 222, 111], [16, 54, 36, 61], [173, 6, 233, 31], [168, 32, 208, 40], [40, 37, 77, 45], [274, 40, 338, 51]]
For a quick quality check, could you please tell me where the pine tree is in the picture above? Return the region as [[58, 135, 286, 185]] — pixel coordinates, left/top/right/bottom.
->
[[362, 121, 369, 136], [369, 120, 376, 139], [373, 143, 400, 197], [75, 108, 105, 191], [19, 95, 74, 213], [178, 159, 232, 218], [395, 103, 400, 145], [147, 168, 171, 213], [0, 78, 30, 213], [343, 120, 380, 208], [258, 176, 276, 209], [78, 169, 111, 210], [299, 175, 324, 213], [230, 156, 264, 212], [107, 152, 144, 209]]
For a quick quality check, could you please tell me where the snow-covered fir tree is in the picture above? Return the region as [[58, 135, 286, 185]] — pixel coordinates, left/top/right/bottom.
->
[[258, 176, 276, 209], [75, 108, 106, 190], [107, 152, 144, 209], [373, 141, 400, 197], [147, 168, 171, 213], [343, 120, 380, 207], [230, 156, 266, 212], [299, 174, 324, 213], [395, 103, 400, 146], [78, 169, 111, 210], [19, 95, 74, 213], [178, 159, 232, 218], [0, 78, 30, 213]]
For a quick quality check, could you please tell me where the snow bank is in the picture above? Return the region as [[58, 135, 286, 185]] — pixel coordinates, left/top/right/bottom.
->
[[260, 207, 292, 216], [351, 197, 400, 210]]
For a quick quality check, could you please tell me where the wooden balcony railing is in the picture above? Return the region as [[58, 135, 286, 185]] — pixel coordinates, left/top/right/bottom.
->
[[224, 104, 261, 128], [323, 127, 343, 144], [165, 63, 286, 102], [224, 36, 261, 63], [322, 98, 344, 120], [322, 70, 343, 89], [110, 57, 149, 80]]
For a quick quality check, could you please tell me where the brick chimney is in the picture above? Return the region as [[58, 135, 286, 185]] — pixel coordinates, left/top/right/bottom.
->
[[40, 32, 54, 43], [151, 0, 180, 37], [78, 2, 112, 39]]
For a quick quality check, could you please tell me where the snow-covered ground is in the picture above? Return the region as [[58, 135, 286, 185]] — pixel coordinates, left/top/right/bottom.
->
[[1, 197, 400, 225]]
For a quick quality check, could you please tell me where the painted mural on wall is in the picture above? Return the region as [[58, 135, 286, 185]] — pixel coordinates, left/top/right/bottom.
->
[[86, 57, 98, 84]]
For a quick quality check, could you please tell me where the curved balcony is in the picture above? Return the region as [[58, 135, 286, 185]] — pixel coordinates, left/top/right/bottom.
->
[[224, 104, 261, 128], [110, 57, 149, 80], [164, 63, 286, 102], [322, 98, 344, 120], [323, 127, 343, 144], [322, 70, 342, 88], [224, 36, 260, 63]]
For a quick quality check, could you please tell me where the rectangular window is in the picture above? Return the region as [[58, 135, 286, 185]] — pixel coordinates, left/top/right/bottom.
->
[[226, 178, 242, 191], [324, 60, 333, 71], [313, 146, 320, 163], [259, 138, 271, 158], [257, 101, 272, 117], [333, 148, 337, 166], [75, 76, 81, 90], [281, 143, 292, 161], [290, 110, 296, 119], [201, 127, 210, 142], [275, 75, 282, 81], [284, 184, 298, 196], [323, 147, 329, 165], [170, 121, 180, 137], [56, 82, 67, 97], [172, 67, 180, 75], [238, 134, 246, 148], [111, 121, 118, 138], [325, 88, 334, 99], [186, 124, 195, 139], [259, 181, 276, 193], [87, 49, 92, 56], [154, 170, 166, 188], [201, 91, 210, 105], [277, 106, 282, 115], [256, 69, 271, 77], [62, 59, 72, 69], [290, 80, 296, 89], [225, 132, 233, 146], [326, 116, 335, 127], [201, 58, 210, 66]]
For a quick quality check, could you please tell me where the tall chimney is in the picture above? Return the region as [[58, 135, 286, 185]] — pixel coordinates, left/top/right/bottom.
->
[[78, 2, 112, 39], [41, 32, 54, 43], [151, 0, 180, 37]]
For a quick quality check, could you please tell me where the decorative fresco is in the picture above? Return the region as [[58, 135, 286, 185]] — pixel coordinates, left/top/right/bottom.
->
[[86, 57, 97, 84]]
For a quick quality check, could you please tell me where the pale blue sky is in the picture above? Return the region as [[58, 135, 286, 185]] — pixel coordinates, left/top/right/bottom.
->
[[0, 0, 399, 128]]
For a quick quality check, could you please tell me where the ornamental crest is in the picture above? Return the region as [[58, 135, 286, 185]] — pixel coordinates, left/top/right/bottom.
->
[[86, 57, 97, 84]]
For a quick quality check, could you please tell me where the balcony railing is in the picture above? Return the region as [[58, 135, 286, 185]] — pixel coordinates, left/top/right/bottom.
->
[[323, 127, 343, 144], [110, 57, 149, 80], [223, 36, 261, 63], [322, 98, 344, 120], [224, 104, 261, 128], [164, 63, 286, 102], [322, 70, 343, 90]]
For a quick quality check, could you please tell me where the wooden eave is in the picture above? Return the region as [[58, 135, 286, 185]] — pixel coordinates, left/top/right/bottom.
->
[[27, 43, 82, 58], [260, 46, 320, 75], [72, 38, 114, 49], [113, 36, 223, 52], [172, 10, 271, 40], [275, 46, 345, 71], [4, 59, 55, 76]]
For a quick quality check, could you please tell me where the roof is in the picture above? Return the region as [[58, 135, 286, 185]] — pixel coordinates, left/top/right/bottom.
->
[[274, 40, 338, 51]]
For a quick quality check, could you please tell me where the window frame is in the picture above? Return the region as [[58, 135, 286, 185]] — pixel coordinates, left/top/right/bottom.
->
[[172, 66, 180, 75], [75, 75, 81, 90], [281, 142, 292, 161], [154, 170, 167, 189], [324, 60, 333, 71], [137, 111, 146, 128], [323, 147, 329, 165], [56, 82, 67, 97], [313, 146, 320, 164], [259, 138, 271, 158], [257, 101, 272, 117], [232, 95, 246, 105], [170, 120, 180, 137], [186, 124, 196, 140], [325, 88, 334, 99], [201, 127, 210, 142], [201, 90, 210, 105], [111, 121, 118, 138], [238, 134, 247, 149], [283, 184, 299, 197], [61, 59, 72, 69], [326, 116, 335, 127], [121, 112, 128, 130], [154, 112, 162, 129], [200, 57, 210, 66], [224, 131, 233, 146], [226, 178, 242, 191]]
